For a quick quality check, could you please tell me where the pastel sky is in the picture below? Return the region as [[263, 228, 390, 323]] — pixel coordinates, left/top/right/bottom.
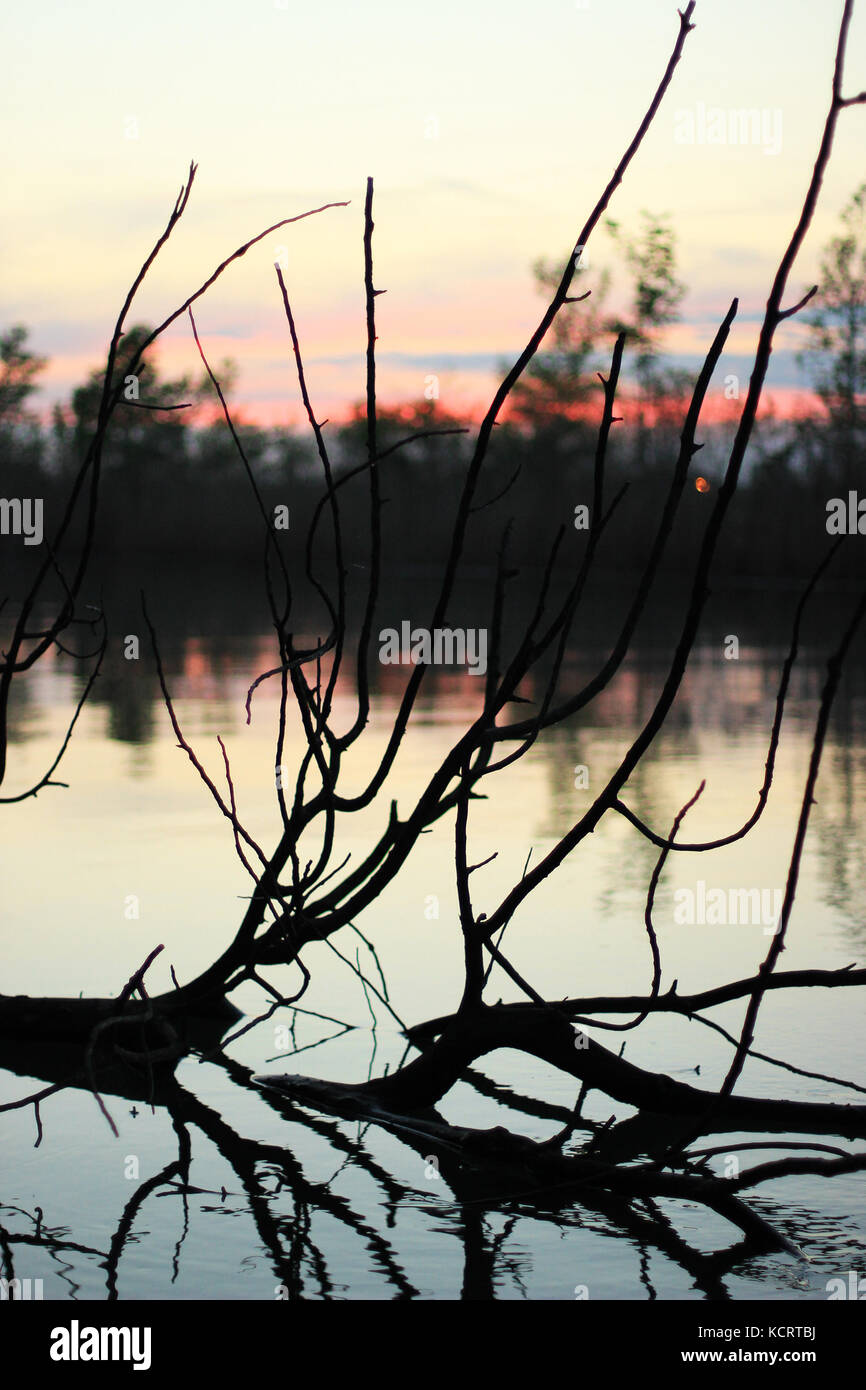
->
[[2, 0, 865, 426]]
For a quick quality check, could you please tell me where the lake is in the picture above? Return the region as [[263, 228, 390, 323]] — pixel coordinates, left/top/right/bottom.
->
[[2, 564, 865, 1301]]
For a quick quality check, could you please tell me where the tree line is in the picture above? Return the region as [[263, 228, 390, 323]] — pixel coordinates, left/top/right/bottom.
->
[[1, 185, 864, 580]]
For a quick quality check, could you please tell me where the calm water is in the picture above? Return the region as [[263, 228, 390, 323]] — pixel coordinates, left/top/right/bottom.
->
[[2, 568, 865, 1300]]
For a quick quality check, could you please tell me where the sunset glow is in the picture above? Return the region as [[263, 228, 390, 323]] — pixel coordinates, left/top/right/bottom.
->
[[2, 0, 863, 427]]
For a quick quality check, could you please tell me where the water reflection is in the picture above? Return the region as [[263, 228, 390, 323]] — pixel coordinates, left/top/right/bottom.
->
[[2, 566, 865, 1299], [1, 1034, 851, 1302]]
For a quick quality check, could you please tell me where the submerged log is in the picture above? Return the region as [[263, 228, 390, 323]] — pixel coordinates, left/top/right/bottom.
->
[[257, 1004, 866, 1140], [0, 987, 242, 1043], [250, 1071, 809, 1257]]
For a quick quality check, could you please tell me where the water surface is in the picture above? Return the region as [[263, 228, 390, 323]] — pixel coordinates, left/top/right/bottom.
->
[[2, 571, 865, 1300]]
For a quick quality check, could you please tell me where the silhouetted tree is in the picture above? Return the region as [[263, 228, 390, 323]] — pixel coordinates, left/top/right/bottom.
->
[[0, 325, 46, 428], [797, 182, 866, 489], [3, 1, 866, 1301]]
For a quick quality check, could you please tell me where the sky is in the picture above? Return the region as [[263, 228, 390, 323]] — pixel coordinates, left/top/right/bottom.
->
[[2, 0, 865, 426]]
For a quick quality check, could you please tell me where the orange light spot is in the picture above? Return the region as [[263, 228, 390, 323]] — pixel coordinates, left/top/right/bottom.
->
[[695, 476, 710, 493]]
